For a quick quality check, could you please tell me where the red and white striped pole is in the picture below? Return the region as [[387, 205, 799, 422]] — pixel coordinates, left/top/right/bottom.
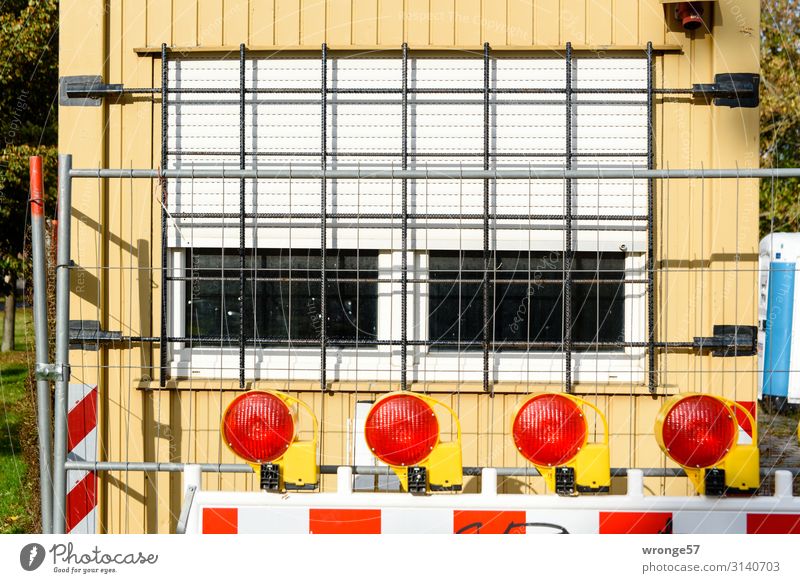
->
[[66, 384, 98, 533]]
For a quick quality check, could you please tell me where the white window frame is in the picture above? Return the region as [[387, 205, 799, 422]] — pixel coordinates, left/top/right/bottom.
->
[[169, 249, 645, 383]]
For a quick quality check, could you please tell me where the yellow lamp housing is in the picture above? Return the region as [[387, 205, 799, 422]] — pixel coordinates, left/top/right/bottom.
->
[[654, 394, 759, 496], [364, 392, 462, 494], [511, 393, 610, 495], [221, 390, 319, 492]]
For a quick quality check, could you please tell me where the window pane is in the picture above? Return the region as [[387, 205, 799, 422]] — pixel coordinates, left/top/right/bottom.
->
[[262, 250, 322, 341], [429, 250, 626, 351], [184, 250, 378, 345], [572, 252, 626, 348], [429, 252, 488, 350], [322, 251, 377, 342], [494, 251, 564, 348], [185, 250, 260, 344]]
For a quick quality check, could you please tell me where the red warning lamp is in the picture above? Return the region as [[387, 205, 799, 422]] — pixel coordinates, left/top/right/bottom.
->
[[655, 394, 759, 495], [511, 393, 610, 494], [222, 391, 295, 463], [512, 394, 587, 467], [221, 390, 318, 491], [364, 392, 462, 494], [659, 394, 735, 468], [364, 393, 439, 467]]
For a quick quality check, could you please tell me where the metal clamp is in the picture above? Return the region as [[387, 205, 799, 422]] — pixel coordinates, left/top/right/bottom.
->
[[35, 363, 69, 382], [693, 73, 760, 108]]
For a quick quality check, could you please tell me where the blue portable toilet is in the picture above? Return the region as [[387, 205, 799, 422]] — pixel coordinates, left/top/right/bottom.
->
[[759, 233, 800, 405]]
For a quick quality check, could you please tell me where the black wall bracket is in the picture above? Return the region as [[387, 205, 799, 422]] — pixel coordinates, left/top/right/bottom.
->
[[693, 325, 757, 357], [693, 73, 760, 108], [69, 320, 123, 350], [59, 75, 124, 106]]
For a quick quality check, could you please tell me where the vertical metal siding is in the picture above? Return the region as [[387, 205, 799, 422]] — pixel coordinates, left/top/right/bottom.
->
[[143, 0, 670, 48], [59, 0, 761, 532]]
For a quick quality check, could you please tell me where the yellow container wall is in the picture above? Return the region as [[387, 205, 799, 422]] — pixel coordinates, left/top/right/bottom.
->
[[59, 0, 761, 533]]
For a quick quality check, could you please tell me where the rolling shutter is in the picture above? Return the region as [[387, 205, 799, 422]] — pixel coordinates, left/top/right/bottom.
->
[[167, 55, 647, 252]]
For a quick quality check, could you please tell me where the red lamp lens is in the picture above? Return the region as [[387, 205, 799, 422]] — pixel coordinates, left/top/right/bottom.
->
[[661, 395, 735, 468], [513, 394, 587, 466], [364, 394, 439, 466], [222, 392, 294, 463]]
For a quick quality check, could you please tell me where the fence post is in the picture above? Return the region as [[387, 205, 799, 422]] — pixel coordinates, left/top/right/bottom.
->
[[30, 156, 54, 533], [53, 153, 73, 534]]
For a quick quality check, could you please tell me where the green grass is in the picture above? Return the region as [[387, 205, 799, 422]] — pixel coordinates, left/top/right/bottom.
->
[[0, 306, 35, 534]]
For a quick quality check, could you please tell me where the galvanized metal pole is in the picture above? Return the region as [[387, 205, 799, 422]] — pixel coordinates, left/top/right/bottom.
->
[[29, 156, 53, 534], [70, 167, 800, 180], [61, 460, 800, 480], [52, 153, 73, 534]]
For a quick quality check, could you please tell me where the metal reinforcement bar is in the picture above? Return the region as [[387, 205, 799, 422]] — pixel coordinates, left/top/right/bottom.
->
[[165, 277, 644, 285], [167, 222, 646, 233], [646, 41, 657, 394], [238, 43, 246, 389], [483, 41, 491, 395], [63, 461, 800, 479], [564, 41, 574, 393], [168, 212, 648, 221], [401, 41, 409, 392], [69, 167, 800, 179], [69, 86, 718, 96], [168, 150, 649, 158], [108, 337, 708, 349], [159, 43, 169, 388], [320, 43, 328, 393]]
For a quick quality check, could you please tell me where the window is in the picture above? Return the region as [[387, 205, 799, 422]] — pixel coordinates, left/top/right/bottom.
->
[[166, 53, 649, 382], [429, 251, 625, 351], [185, 249, 378, 345]]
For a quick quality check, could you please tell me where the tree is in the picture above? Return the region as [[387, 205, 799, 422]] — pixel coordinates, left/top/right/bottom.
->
[[760, 0, 800, 235], [0, 0, 58, 351]]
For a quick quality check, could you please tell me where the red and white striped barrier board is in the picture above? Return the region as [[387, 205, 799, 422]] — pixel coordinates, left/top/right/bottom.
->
[[197, 507, 800, 535], [181, 467, 800, 535], [66, 384, 98, 534]]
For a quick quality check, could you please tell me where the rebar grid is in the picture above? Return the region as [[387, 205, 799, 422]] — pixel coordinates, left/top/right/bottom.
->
[[145, 43, 661, 389]]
